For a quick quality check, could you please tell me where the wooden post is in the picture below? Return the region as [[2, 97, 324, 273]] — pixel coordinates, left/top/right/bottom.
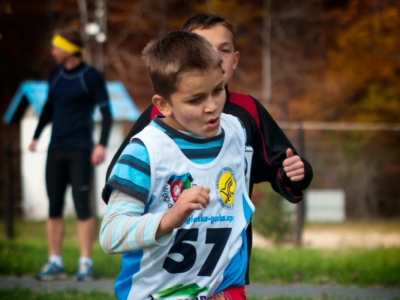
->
[[294, 121, 305, 247], [4, 143, 14, 239], [262, 0, 272, 108]]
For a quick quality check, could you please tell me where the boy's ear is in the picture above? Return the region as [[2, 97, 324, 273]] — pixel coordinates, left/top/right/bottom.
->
[[152, 94, 172, 116], [233, 51, 240, 70]]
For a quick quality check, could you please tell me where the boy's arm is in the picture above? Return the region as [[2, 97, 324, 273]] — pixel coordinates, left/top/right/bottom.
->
[[100, 190, 171, 254], [105, 103, 155, 182], [101, 137, 211, 252], [101, 138, 171, 253], [100, 186, 210, 254], [251, 97, 313, 203]]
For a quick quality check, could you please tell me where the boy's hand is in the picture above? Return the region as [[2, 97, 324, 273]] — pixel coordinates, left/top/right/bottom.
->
[[157, 186, 210, 238], [283, 148, 304, 182]]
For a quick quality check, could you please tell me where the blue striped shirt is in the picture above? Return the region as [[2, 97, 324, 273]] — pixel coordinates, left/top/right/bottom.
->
[[100, 116, 245, 253]]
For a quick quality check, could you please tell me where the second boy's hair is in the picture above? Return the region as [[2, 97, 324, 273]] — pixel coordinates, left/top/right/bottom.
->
[[142, 30, 222, 100], [181, 13, 236, 48]]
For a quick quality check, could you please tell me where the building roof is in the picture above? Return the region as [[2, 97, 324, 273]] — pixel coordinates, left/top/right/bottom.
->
[[3, 81, 140, 124]]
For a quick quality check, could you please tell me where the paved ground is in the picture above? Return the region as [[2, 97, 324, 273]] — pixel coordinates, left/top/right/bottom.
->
[[1, 277, 400, 299]]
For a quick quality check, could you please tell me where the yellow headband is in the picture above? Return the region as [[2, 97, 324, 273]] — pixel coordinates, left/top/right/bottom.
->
[[51, 34, 83, 54]]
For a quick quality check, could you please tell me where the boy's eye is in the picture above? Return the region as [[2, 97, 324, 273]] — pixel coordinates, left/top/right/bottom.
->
[[213, 87, 224, 95], [189, 97, 202, 104], [221, 49, 231, 54]]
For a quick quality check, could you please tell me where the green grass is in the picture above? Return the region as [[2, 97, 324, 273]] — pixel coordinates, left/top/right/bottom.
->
[[0, 289, 116, 300], [1, 238, 399, 286], [0, 239, 121, 279], [249, 247, 400, 286], [0, 218, 121, 279], [1, 218, 400, 295]]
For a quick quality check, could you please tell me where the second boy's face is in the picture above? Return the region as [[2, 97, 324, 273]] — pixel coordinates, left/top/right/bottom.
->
[[155, 67, 225, 138], [192, 24, 239, 86]]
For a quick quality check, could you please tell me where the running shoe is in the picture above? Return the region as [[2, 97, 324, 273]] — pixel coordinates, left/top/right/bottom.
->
[[36, 261, 66, 281], [75, 261, 93, 282]]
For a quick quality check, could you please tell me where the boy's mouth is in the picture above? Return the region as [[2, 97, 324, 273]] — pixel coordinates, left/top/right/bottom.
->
[[207, 117, 220, 129]]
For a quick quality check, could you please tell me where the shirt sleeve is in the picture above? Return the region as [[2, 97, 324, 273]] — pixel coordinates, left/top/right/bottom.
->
[[100, 137, 173, 254], [32, 68, 59, 140], [105, 103, 154, 182], [32, 99, 53, 140], [250, 96, 313, 203], [98, 105, 112, 146], [83, 67, 113, 147], [100, 189, 171, 254], [107, 138, 151, 203]]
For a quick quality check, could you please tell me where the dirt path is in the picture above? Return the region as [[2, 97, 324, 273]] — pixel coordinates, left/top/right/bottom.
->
[[253, 227, 400, 249]]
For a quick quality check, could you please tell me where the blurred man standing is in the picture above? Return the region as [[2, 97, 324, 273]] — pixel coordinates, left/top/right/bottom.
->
[[29, 26, 112, 281]]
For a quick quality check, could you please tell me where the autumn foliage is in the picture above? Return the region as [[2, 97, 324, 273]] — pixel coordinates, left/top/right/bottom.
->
[[1, 0, 399, 218]]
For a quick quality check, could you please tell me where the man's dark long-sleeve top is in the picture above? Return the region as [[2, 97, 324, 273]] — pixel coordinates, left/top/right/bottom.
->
[[33, 62, 112, 150]]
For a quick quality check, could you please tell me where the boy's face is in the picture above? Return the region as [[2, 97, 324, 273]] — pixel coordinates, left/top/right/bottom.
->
[[154, 67, 225, 138], [192, 24, 239, 86]]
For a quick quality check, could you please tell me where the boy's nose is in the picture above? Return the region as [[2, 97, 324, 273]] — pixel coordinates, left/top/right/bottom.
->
[[204, 97, 219, 113]]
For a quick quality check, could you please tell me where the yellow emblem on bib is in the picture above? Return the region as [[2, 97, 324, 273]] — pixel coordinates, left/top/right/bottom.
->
[[216, 167, 236, 209]]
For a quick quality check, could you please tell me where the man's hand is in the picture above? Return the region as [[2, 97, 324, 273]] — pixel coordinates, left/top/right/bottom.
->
[[283, 148, 304, 182], [157, 186, 210, 238], [91, 144, 106, 166], [28, 140, 37, 152]]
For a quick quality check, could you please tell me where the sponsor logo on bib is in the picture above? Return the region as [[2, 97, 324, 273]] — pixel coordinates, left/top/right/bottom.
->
[[167, 173, 193, 202], [216, 167, 236, 210]]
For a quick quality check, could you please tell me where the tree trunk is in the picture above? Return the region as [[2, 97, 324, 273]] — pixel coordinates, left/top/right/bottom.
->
[[262, 0, 272, 109], [77, 0, 91, 63]]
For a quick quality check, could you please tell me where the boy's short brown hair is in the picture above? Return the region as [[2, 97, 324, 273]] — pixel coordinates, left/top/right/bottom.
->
[[181, 14, 236, 48], [142, 30, 222, 100]]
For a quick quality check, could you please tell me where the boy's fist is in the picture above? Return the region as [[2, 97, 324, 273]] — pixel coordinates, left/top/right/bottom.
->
[[283, 148, 304, 182], [158, 187, 210, 237]]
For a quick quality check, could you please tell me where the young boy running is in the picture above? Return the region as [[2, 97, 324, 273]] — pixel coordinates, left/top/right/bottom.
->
[[100, 31, 254, 299], [103, 14, 313, 285]]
